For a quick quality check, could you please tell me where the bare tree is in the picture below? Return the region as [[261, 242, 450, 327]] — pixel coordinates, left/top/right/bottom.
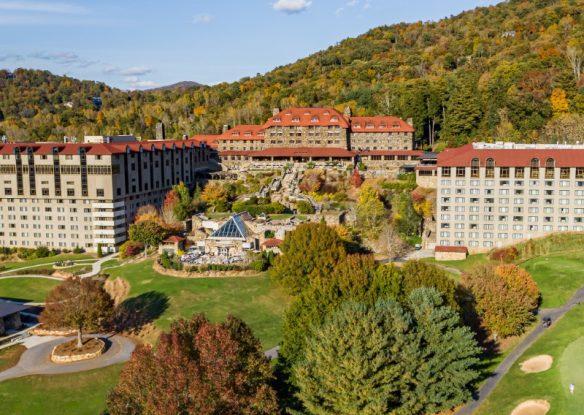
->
[[376, 223, 409, 260], [566, 46, 583, 82]]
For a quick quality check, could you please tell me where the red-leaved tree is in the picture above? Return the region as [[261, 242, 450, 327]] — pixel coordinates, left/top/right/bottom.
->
[[107, 314, 278, 415]]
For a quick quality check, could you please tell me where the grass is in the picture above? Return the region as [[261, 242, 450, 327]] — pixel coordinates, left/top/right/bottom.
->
[[519, 251, 584, 308], [0, 364, 123, 415], [101, 259, 121, 269], [107, 259, 290, 349], [475, 304, 584, 415], [268, 213, 307, 221], [423, 253, 488, 273], [0, 345, 25, 372], [0, 277, 60, 302], [0, 253, 93, 272]]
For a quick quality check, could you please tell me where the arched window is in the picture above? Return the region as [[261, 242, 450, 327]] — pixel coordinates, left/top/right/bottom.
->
[[486, 158, 495, 178], [471, 158, 480, 178], [545, 158, 555, 179], [530, 158, 540, 179]]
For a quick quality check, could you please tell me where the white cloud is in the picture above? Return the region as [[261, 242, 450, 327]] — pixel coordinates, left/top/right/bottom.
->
[[122, 76, 159, 90], [29, 51, 96, 67], [272, 0, 311, 14], [335, 7, 344, 16], [193, 13, 212, 24], [0, 1, 90, 14], [347, 0, 358, 6], [104, 66, 152, 76], [0, 53, 24, 61]]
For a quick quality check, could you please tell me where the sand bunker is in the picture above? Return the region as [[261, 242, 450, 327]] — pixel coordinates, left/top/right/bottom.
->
[[510, 400, 550, 415], [520, 355, 553, 373]]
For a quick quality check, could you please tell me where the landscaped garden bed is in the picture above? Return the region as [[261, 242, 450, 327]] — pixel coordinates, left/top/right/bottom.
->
[[51, 337, 105, 363]]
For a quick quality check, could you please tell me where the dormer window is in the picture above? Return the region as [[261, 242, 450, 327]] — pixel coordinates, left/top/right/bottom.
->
[[380, 123, 387, 128], [304, 111, 310, 115], [366, 123, 374, 129], [244, 132, 251, 136], [353, 123, 361, 129], [331, 116, 338, 122], [292, 117, 300, 122], [323, 111, 330, 115], [231, 132, 240, 136], [393, 123, 400, 128], [273, 118, 281, 123], [311, 117, 319, 122]]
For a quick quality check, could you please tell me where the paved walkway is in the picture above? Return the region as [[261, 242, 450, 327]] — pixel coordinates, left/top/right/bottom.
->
[[79, 253, 118, 278], [456, 285, 584, 414], [0, 274, 63, 281], [265, 345, 280, 360], [0, 334, 135, 382], [0, 259, 96, 276]]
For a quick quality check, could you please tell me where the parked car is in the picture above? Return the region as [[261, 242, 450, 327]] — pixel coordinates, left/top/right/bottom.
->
[[542, 317, 552, 328]]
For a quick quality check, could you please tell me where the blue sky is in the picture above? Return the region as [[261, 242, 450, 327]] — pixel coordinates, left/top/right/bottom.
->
[[0, 0, 500, 89]]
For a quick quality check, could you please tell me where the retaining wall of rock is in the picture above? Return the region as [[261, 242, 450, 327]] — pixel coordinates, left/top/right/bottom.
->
[[153, 260, 261, 278]]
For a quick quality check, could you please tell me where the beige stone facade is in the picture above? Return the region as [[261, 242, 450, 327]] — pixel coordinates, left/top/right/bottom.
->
[[0, 139, 211, 252]]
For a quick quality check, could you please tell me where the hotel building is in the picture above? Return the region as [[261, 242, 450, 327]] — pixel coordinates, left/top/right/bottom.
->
[[427, 142, 584, 253], [0, 137, 211, 252]]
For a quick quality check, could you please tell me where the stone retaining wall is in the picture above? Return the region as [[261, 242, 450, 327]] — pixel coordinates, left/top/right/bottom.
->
[[153, 260, 261, 278], [31, 327, 77, 336], [51, 339, 105, 363]]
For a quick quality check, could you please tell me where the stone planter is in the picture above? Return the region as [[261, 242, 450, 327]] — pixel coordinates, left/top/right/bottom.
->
[[50, 338, 106, 363], [153, 259, 261, 278]]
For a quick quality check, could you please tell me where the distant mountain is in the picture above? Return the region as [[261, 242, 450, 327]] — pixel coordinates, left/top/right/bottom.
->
[[1, 0, 583, 144], [148, 81, 205, 91]]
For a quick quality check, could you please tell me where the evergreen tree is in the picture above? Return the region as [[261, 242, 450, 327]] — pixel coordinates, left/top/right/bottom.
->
[[442, 72, 483, 145]]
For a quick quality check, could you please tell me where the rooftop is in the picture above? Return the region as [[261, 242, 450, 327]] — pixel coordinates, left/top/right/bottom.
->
[[0, 300, 30, 318]]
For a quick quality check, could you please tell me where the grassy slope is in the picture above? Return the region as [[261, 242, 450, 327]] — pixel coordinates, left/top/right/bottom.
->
[[475, 305, 584, 415], [520, 252, 584, 308], [0, 364, 123, 415], [107, 259, 290, 349], [0, 345, 26, 372], [0, 277, 60, 302]]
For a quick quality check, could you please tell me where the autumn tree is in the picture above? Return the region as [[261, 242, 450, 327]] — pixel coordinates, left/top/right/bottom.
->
[[293, 289, 480, 415], [462, 264, 540, 338], [355, 184, 386, 239], [299, 170, 325, 193], [161, 188, 180, 225], [400, 260, 459, 310], [201, 182, 229, 212], [134, 204, 161, 224], [40, 277, 114, 348], [128, 219, 169, 247], [270, 223, 347, 295], [107, 314, 278, 415], [172, 181, 194, 221], [350, 168, 363, 188]]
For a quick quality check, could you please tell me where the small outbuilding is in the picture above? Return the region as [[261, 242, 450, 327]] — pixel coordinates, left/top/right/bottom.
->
[[434, 245, 468, 261], [159, 235, 186, 256], [261, 238, 283, 254], [0, 300, 30, 336]]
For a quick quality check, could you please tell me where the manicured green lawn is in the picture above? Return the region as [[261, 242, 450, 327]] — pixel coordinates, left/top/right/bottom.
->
[[0, 364, 122, 415], [475, 305, 584, 415], [520, 251, 584, 308], [423, 253, 488, 273], [0, 345, 25, 372], [101, 259, 121, 269], [0, 253, 93, 272], [0, 277, 60, 302], [107, 260, 290, 349]]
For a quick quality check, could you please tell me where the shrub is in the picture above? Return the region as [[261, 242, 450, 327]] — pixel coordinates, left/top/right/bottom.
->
[[72, 247, 85, 254], [160, 251, 182, 270], [97, 244, 103, 258], [119, 241, 145, 259], [489, 246, 519, 262], [296, 200, 315, 214]]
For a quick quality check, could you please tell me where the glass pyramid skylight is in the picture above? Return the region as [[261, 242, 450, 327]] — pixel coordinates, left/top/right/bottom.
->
[[210, 214, 247, 240]]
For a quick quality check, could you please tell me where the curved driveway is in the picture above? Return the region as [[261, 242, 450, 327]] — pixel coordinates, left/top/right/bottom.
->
[[0, 335, 135, 382]]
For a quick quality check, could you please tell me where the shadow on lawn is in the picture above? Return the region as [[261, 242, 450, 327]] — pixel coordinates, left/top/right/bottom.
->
[[112, 291, 169, 334]]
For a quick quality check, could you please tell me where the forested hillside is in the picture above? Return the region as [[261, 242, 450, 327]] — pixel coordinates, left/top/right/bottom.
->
[[1, 0, 583, 146]]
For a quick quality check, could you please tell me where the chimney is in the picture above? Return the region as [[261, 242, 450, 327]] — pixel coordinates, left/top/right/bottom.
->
[[182, 134, 188, 140], [222, 124, 230, 133], [63, 136, 68, 143], [272, 107, 280, 116], [156, 122, 166, 140], [406, 117, 414, 127], [343, 106, 352, 118]]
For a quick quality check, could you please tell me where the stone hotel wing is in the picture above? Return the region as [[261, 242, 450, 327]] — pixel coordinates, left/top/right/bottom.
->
[[435, 142, 584, 253]]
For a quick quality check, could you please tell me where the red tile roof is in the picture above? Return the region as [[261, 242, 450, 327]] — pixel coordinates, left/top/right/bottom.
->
[[261, 238, 283, 248], [191, 135, 220, 149], [437, 143, 584, 168], [162, 235, 186, 243], [435, 246, 468, 254], [350, 116, 415, 133], [250, 147, 356, 158], [264, 107, 350, 128], [0, 140, 204, 156], [221, 125, 265, 140]]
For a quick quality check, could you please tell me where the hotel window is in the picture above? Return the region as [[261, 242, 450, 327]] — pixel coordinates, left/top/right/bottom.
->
[[441, 167, 451, 177], [471, 158, 479, 178], [545, 158, 555, 178], [500, 167, 510, 178], [530, 158, 540, 178], [560, 167, 570, 179], [456, 167, 465, 177], [486, 158, 495, 178], [577, 168, 584, 179], [515, 167, 524, 178]]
